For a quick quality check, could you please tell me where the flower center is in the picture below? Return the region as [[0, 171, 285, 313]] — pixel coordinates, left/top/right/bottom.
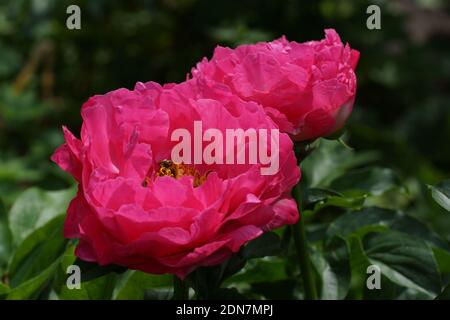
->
[[142, 160, 210, 187]]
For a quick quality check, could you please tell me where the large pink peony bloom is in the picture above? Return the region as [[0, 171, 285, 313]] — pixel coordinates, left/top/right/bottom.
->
[[192, 29, 359, 141], [51, 79, 300, 278]]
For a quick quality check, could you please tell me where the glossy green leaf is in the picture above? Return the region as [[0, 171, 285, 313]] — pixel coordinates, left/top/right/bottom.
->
[[7, 259, 60, 300], [73, 258, 127, 282], [301, 188, 342, 209], [188, 231, 283, 299], [302, 139, 379, 188], [331, 167, 400, 196], [432, 247, 450, 274], [311, 237, 351, 300], [313, 192, 367, 212], [8, 215, 67, 287], [436, 285, 450, 300], [54, 245, 120, 300], [363, 231, 441, 297], [329, 212, 448, 299], [241, 232, 282, 259], [346, 236, 371, 300], [219, 231, 283, 284], [364, 274, 431, 300], [114, 271, 172, 300], [325, 207, 449, 250], [225, 258, 287, 285], [325, 207, 393, 244], [8, 187, 75, 245], [58, 273, 117, 300], [429, 180, 450, 212], [144, 288, 174, 300]]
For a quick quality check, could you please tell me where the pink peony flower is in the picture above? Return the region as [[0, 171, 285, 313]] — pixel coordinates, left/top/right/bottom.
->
[[51, 79, 300, 278], [192, 29, 359, 141]]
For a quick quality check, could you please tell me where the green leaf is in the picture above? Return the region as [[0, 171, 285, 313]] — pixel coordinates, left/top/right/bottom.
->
[[73, 258, 127, 283], [8, 187, 75, 245], [327, 210, 449, 299], [241, 232, 282, 259], [219, 231, 283, 286], [363, 231, 441, 297], [58, 273, 118, 300], [188, 232, 282, 299], [432, 247, 450, 274], [8, 215, 67, 287], [436, 285, 450, 300], [313, 191, 367, 212], [343, 236, 429, 300], [0, 198, 12, 269], [346, 236, 371, 299], [114, 271, 172, 300], [325, 207, 393, 244], [225, 258, 288, 285], [302, 139, 379, 188], [330, 167, 400, 196], [54, 246, 121, 300], [325, 207, 449, 250], [301, 188, 342, 209], [429, 180, 450, 212], [7, 259, 61, 300], [311, 237, 351, 300], [144, 288, 174, 300]]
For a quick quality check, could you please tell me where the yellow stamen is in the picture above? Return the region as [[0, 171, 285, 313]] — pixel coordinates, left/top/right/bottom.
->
[[148, 160, 210, 187]]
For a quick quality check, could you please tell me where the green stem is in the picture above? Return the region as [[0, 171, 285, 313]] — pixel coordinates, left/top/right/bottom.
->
[[292, 184, 318, 300], [173, 276, 189, 300]]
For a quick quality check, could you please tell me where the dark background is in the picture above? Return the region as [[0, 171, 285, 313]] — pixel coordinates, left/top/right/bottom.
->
[[1, 0, 449, 231]]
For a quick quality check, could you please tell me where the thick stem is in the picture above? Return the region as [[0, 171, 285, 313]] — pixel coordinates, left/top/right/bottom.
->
[[173, 276, 189, 300], [292, 184, 318, 300]]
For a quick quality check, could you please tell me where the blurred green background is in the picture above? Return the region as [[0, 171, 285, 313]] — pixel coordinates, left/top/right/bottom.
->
[[0, 0, 449, 234]]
